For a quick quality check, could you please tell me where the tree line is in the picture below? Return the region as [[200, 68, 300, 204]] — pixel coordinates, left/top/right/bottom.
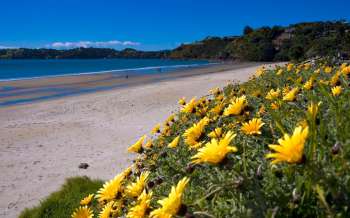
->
[[1, 21, 349, 61]]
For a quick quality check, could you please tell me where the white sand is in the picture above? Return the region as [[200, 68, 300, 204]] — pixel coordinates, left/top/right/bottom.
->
[[0, 64, 264, 217]]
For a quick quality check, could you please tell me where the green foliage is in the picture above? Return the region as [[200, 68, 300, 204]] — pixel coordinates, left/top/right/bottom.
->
[[19, 177, 103, 218], [133, 61, 350, 217], [171, 20, 350, 61]]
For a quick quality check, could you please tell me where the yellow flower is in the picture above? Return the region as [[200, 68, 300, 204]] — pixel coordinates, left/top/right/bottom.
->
[[209, 87, 221, 95], [223, 95, 247, 116], [341, 66, 350, 76], [80, 194, 94, 206], [151, 124, 161, 134], [255, 67, 265, 77], [307, 102, 321, 120], [216, 94, 224, 101], [168, 136, 180, 148], [181, 98, 197, 113], [266, 126, 309, 164], [303, 78, 314, 90], [191, 131, 237, 164], [319, 79, 329, 85], [96, 173, 125, 204], [127, 190, 153, 218], [126, 171, 150, 198], [99, 201, 115, 218], [265, 88, 280, 100], [276, 69, 283, 75], [324, 66, 332, 74], [166, 114, 176, 123], [144, 140, 153, 149], [287, 63, 294, 72], [162, 125, 171, 136], [150, 177, 189, 218], [183, 117, 209, 148], [71, 206, 94, 218], [178, 97, 186, 106], [304, 63, 311, 70], [128, 135, 146, 153], [209, 102, 225, 116], [314, 69, 320, 74], [331, 86, 342, 96], [271, 102, 279, 110], [208, 127, 222, 138], [241, 118, 264, 135], [258, 105, 266, 115], [283, 87, 299, 101], [330, 73, 340, 86]]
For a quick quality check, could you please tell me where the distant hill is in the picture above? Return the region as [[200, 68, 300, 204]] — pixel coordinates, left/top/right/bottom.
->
[[1, 21, 349, 61], [0, 47, 170, 59], [170, 20, 350, 61]]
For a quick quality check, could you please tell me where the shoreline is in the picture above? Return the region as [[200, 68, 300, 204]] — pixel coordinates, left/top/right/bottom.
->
[[0, 62, 275, 218], [0, 62, 218, 82], [0, 62, 261, 107]]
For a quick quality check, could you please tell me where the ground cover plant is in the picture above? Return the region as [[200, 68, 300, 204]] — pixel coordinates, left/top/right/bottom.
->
[[25, 60, 350, 218]]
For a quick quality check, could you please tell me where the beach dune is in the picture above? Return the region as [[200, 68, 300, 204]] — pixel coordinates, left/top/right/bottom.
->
[[0, 63, 266, 217]]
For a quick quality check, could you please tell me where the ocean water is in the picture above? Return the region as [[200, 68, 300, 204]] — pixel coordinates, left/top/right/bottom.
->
[[0, 59, 210, 81], [0, 59, 215, 106]]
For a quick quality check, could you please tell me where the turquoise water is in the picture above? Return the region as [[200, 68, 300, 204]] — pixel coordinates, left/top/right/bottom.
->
[[0, 59, 210, 81]]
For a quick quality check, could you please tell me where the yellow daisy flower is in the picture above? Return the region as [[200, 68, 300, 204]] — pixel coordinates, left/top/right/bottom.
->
[[80, 194, 94, 206], [307, 102, 321, 120], [266, 126, 309, 164], [341, 66, 350, 76], [168, 136, 180, 148], [151, 124, 161, 134], [191, 131, 237, 164], [178, 97, 186, 106], [99, 201, 115, 218], [271, 102, 279, 110], [265, 88, 280, 100], [71, 206, 94, 218], [241, 118, 265, 135], [181, 98, 197, 113], [183, 117, 209, 148], [330, 73, 340, 86], [127, 190, 153, 218], [324, 66, 332, 74], [210, 102, 225, 116], [287, 63, 294, 72], [150, 177, 190, 218], [276, 69, 283, 75], [255, 67, 265, 77], [303, 78, 314, 90], [208, 127, 222, 138], [144, 140, 153, 149], [128, 135, 146, 153], [223, 95, 247, 116], [331, 86, 342, 96], [96, 173, 126, 204], [209, 87, 221, 95], [283, 87, 299, 101], [126, 171, 150, 198]]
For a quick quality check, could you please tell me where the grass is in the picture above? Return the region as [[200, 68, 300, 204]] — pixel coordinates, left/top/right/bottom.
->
[[19, 177, 103, 218]]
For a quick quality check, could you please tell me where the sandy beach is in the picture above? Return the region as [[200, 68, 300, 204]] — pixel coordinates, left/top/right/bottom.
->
[[0, 63, 269, 217]]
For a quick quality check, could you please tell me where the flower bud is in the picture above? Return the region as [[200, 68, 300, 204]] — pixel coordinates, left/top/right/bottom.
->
[[331, 142, 341, 155]]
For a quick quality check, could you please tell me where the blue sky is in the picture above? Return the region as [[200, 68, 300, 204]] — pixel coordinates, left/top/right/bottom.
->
[[0, 0, 349, 50]]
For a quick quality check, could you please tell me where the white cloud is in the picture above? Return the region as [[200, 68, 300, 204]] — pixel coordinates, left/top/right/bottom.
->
[[48, 40, 140, 49], [0, 45, 16, 49]]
